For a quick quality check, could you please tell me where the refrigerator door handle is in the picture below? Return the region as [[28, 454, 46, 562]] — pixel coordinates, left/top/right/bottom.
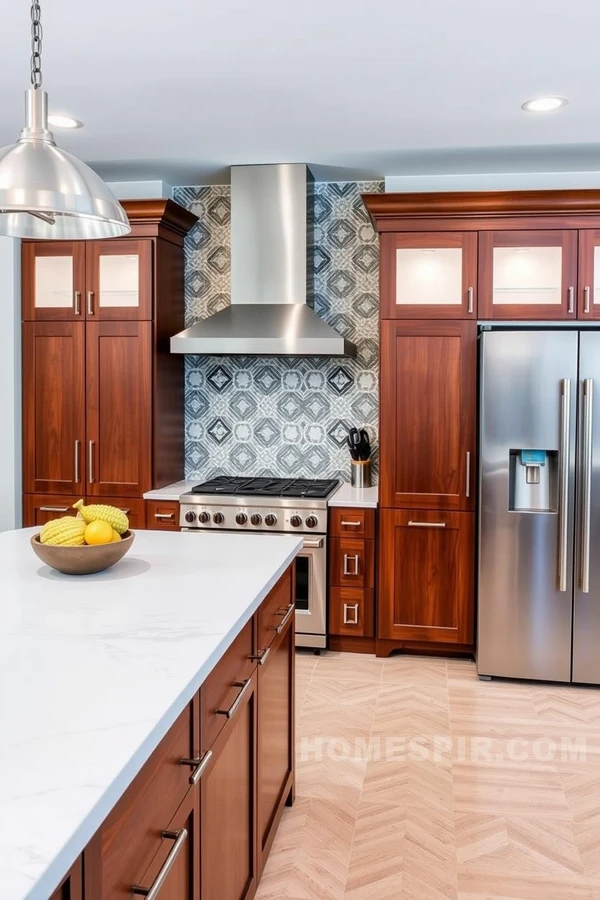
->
[[581, 378, 594, 593], [558, 378, 571, 592]]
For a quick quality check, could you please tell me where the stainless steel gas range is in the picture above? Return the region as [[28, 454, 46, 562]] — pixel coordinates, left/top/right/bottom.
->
[[180, 477, 339, 650]]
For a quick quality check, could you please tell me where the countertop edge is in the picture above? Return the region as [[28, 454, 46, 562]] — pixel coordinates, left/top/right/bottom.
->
[[26, 539, 302, 900], [327, 483, 379, 509]]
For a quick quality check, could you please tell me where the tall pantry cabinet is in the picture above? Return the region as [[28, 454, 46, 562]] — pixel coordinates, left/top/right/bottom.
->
[[21, 199, 198, 528]]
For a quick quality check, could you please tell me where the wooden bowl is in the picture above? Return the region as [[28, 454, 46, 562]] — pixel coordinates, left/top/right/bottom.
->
[[31, 530, 135, 575]]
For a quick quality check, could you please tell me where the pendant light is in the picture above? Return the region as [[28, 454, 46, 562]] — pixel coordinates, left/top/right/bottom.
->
[[0, 1, 130, 239]]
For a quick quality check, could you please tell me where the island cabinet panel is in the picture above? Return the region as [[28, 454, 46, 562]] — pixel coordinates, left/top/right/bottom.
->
[[201, 620, 255, 751], [50, 857, 83, 900], [257, 578, 295, 876], [135, 786, 200, 900], [201, 670, 258, 900]]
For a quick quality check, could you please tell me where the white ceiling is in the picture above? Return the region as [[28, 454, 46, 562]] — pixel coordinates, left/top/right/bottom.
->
[[1, 0, 599, 185]]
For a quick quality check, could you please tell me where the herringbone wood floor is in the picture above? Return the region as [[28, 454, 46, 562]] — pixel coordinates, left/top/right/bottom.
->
[[255, 652, 600, 900]]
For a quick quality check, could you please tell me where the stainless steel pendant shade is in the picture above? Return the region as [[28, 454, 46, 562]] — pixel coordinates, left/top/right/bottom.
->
[[0, 89, 130, 240]]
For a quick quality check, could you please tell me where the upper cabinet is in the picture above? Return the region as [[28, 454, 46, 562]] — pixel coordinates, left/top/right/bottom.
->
[[578, 230, 600, 319], [23, 239, 153, 321], [478, 230, 578, 320], [380, 232, 477, 319]]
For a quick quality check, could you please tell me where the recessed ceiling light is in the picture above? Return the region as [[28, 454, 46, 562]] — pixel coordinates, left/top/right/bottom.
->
[[47, 114, 83, 129], [521, 96, 568, 113]]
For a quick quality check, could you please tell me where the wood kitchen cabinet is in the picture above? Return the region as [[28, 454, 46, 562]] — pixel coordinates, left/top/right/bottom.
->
[[578, 230, 600, 319], [380, 319, 476, 511], [21, 200, 197, 527], [328, 507, 376, 651], [378, 508, 474, 647], [136, 786, 200, 900], [50, 858, 83, 900], [146, 500, 180, 530], [23, 495, 146, 529]]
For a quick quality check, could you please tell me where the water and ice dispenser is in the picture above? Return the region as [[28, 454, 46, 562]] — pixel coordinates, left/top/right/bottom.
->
[[508, 449, 558, 513]]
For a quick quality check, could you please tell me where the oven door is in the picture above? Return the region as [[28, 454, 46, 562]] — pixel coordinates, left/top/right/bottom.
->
[[294, 536, 327, 649]]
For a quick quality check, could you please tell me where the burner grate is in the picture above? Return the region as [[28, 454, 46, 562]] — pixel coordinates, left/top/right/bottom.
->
[[191, 476, 339, 499]]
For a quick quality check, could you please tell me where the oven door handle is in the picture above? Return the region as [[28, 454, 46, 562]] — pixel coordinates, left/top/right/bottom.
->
[[302, 538, 323, 549]]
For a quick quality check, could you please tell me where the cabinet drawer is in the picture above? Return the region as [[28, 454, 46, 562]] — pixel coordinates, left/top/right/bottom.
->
[[146, 500, 180, 530], [330, 537, 374, 588], [201, 619, 255, 751], [100, 704, 193, 899], [256, 568, 293, 657], [100, 496, 146, 530], [329, 507, 375, 539], [23, 494, 81, 528], [329, 587, 374, 638]]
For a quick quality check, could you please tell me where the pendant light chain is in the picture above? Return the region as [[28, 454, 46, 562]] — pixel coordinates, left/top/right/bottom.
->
[[30, 0, 43, 89]]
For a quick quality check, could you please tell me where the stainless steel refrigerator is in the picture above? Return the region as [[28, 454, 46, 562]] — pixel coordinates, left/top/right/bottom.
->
[[478, 328, 600, 684]]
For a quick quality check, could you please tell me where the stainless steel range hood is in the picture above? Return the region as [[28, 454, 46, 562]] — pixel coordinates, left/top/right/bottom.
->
[[170, 164, 356, 357]]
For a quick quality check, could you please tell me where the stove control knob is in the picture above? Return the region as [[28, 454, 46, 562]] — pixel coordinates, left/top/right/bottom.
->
[[184, 510, 196, 524], [290, 515, 302, 528], [250, 513, 262, 526], [198, 511, 210, 524], [305, 515, 318, 529], [236, 512, 248, 525], [213, 512, 224, 525], [265, 514, 277, 527]]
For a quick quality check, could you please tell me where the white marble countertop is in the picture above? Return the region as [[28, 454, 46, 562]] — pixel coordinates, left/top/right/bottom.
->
[[143, 480, 199, 501], [328, 483, 379, 508], [0, 528, 302, 900]]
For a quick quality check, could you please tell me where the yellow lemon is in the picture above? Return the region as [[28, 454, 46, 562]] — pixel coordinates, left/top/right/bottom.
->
[[84, 520, 114, 545], [110, 529, 121, 543]]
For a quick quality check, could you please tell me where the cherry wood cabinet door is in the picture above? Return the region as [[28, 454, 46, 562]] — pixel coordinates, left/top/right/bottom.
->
[[257, 610, 294, 876], [201, 671, 258, 900], [380, 319, 476, 510], [378, 508, 475, 645], [23, 494, 81, 528], [380, 231, 477, 319], [578, 230, 600, 319], [23, 322, 86, 495], [478, 229, 577, 320], [135, 786, 199, 900], [50, 856, 83, 900], [86, 239, 153, 320], [86, 321, 152, 498], [22, 241, 86, 321], [97, 496, 147, 530]]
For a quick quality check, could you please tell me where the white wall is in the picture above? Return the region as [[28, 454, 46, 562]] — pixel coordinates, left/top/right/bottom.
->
[[385, 171, 600, 193], [0, 237, 21, 531]]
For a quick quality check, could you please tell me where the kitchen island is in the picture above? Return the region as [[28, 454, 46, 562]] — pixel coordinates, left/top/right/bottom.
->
[[0, 527, 301, 900]]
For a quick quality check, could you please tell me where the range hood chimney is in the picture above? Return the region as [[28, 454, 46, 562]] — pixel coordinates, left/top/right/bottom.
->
[[170, 164, 356, 357]]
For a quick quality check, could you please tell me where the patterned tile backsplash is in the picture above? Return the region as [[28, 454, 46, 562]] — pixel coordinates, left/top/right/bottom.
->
[[173, 180, 383, 484]]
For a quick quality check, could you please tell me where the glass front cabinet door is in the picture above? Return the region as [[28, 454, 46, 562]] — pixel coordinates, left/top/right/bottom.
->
[[380, 232, 478, 319], [578, 231, 600, 319], [85, 240, 153, 320], [478, 230, 578, 320], [22, 242, 86, 321]]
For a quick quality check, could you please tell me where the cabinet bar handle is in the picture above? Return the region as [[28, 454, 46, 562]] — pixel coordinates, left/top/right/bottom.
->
[[40, 506, 69, 512], [408, 520, 446, 528], [73, 291, 81, 316], [465, 450, 471, 498], [154, 512, 174, 519], [87, 290, 94, 316], [132, 829, 188, 900], [276, 604, 295, 633], [558, 378, 571, 592], [585, 285, 591, 314], [215, 678, 251, 719], [302, 538, 323, 549], [341, 520, 361, 527], [180, 749, 213, 785], [74, 439, 80, 484], [568, 286, 575, 314], [249, 647, 271, 665], [343, 603, 360, 625], [467, 286, 474, 314], [581, 378, 594, 593], [88, 440, 95, 484], [343, 553, 360, 575]]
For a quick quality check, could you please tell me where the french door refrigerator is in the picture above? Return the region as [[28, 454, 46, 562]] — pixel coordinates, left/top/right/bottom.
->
[[478, 328, 600, 683]]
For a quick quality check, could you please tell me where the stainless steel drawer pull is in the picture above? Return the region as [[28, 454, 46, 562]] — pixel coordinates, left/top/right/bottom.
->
[[465, 450, 471, 499], [249, 647, 271, 665], [154, 513, 174, 519], [467, 286, 474, 314], [40, 506, 69, 513], [302, 538, 323, 549], [585, 285, 591, 314], [88, 440, 95, 484], [568, 286, 575, 314], [87, 290, 94, 316], [180, 749, 213, 785], [215, 678, 251, 719], [343, 603, 360, 625], [74, 439, 80, 484], [132, 829, 188, 900], [343, 553, 360, 575], [341, 520, 361, 527], [408, 520, 446, 528], [276, 604, 295, 633], [73, 291, 81, 316]]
